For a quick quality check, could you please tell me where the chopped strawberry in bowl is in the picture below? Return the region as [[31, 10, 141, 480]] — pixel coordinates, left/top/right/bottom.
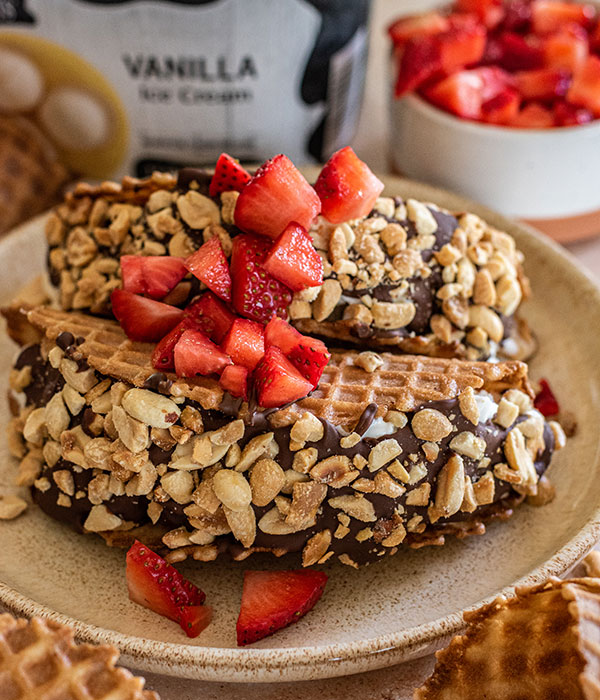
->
[[388, 0, 600, 241]]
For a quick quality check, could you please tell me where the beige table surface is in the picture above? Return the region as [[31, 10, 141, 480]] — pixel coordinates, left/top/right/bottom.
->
[[136, 1, 600, 697], [3, 2, 599, 697]]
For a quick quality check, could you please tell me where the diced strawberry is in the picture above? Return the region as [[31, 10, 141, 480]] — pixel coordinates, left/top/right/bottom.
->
[[236, 569, 328, 646], [314, 147, 384, 225], [152, 319, 192, 371], [173, 329, 232, 377], [544, 24, 588, 73], [126, 541, 210, 639], [502, 0, 533, 32], [209, 152, 251, 198], [455, 0, 505, 28], [288, 336, 330, 389], [553, 99, 594, 125], [121, 256, 187, 301], [185, 238, 232, 302], [394, 35, 443, 96], [567, 55, 600, 116], [482, 88, 521, 124], [264, 316, 304, 355], [426, 67, 511, 119], [388, 11, 450, 45], [262, 223, 323, 292], [234, 154, 321, 239], [254, 347, 313, 408], [230, 234, 293, 323], [510, 101, 555, 127], [491, 32, 545, 71], [438, 20, 488, 74], [534, 378, 560, 416], [590, 21, 600, 52], [185, 292, 235, 344], [111, 289, 184, 342], [515, 67, 571, 100], [221, 318, 265, 370], [531, 0, 596, 34], [219, 364, 250, 400]]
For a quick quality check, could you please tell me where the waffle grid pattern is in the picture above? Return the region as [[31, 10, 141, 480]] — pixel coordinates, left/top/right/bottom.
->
[[0, 117, 69, 235], [0, 614, 157, 700]]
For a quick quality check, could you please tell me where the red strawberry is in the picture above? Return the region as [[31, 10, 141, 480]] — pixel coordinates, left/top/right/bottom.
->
[[491, 32, 545, 72], [236, 569, 328, 646], [209, 153, 251, 198], [511, 102, 555, 127], [126, 541, 210, 638], [264, 316, 304, 355], [185, 238, 232, 302], [534, 378, 560, 416], [234, 154, 321, 239], [502, 0, 533, 31], [482, 88, 521, 124], [394, 35, 443, 96], [219, 364, 250, 400], [288, 336, 330, 390], [567, 55, 600, 116], [544, 24, 588, 73], [111, 290, 184, 342], [553, 99, 594, 125], [438, 20, 488, 74], [531, 0, 596, 34], [221, 318, 265, 370], [185, 292, 235, 344], [426, 67, 511, 119], [515, 67, 571, 100], [455, 0, 505, 28], [254, 347, 313, 408], [121, 256, 187, 301], [152, 319, 192, 371], [314, 147, 384, 225], [230, 234, 293, 323], [388, 12, 449, 45], [262, 223, 323, 292], [174, 329, 232, 377]]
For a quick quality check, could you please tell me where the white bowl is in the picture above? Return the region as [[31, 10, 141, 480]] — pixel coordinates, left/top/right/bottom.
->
[[390, 93, 600, 241]]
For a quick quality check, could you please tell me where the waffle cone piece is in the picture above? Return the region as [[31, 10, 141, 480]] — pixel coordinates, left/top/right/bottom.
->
[[0, 614, 157, 700], [0, 117, 70, 235], [415, 576, 600, 700]]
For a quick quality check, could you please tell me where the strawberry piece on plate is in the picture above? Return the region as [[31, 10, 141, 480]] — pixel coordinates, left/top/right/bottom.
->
[[511, 102, 555, 127], [455, 0, 505, 28], [388, 11, 449, 45], [126, 540, 211, 638], [567, 55, 600, 116], [314, 147, 384, 225], [544, 25, 589, 73], [185, 292, 235, 344], [534, 378, 560, 416], [254, 347, 313, 408], [152, 319, 193, 371], [262, 223, 323, 292], [121, 255, 187, 301], [174, 329, 232, 377], [219, 364, 250, 400], [185, 238, 232, 302], [230, 234, 293, 323], [531, 0, 596, 34], [111, 289, 184, 342], [553, 99, 594, 125], [394, 34, 443, 97], [236, 569, 328, 646], [234, 154, 321, 239], [221, 318, 265, 370], [288, 336, 330, 390], [515, 67, 571, 100], [209, 153, 251, 198], [426, 67, 511, 119], [482, 88, 521, 124], [264, 316, 304, 354]]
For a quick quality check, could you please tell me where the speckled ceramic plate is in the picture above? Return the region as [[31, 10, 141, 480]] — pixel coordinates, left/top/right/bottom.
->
[[1, 176, 600, 684]]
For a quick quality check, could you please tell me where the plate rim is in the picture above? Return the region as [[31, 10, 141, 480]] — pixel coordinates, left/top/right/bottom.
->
[[2, 177, 600, 683]]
